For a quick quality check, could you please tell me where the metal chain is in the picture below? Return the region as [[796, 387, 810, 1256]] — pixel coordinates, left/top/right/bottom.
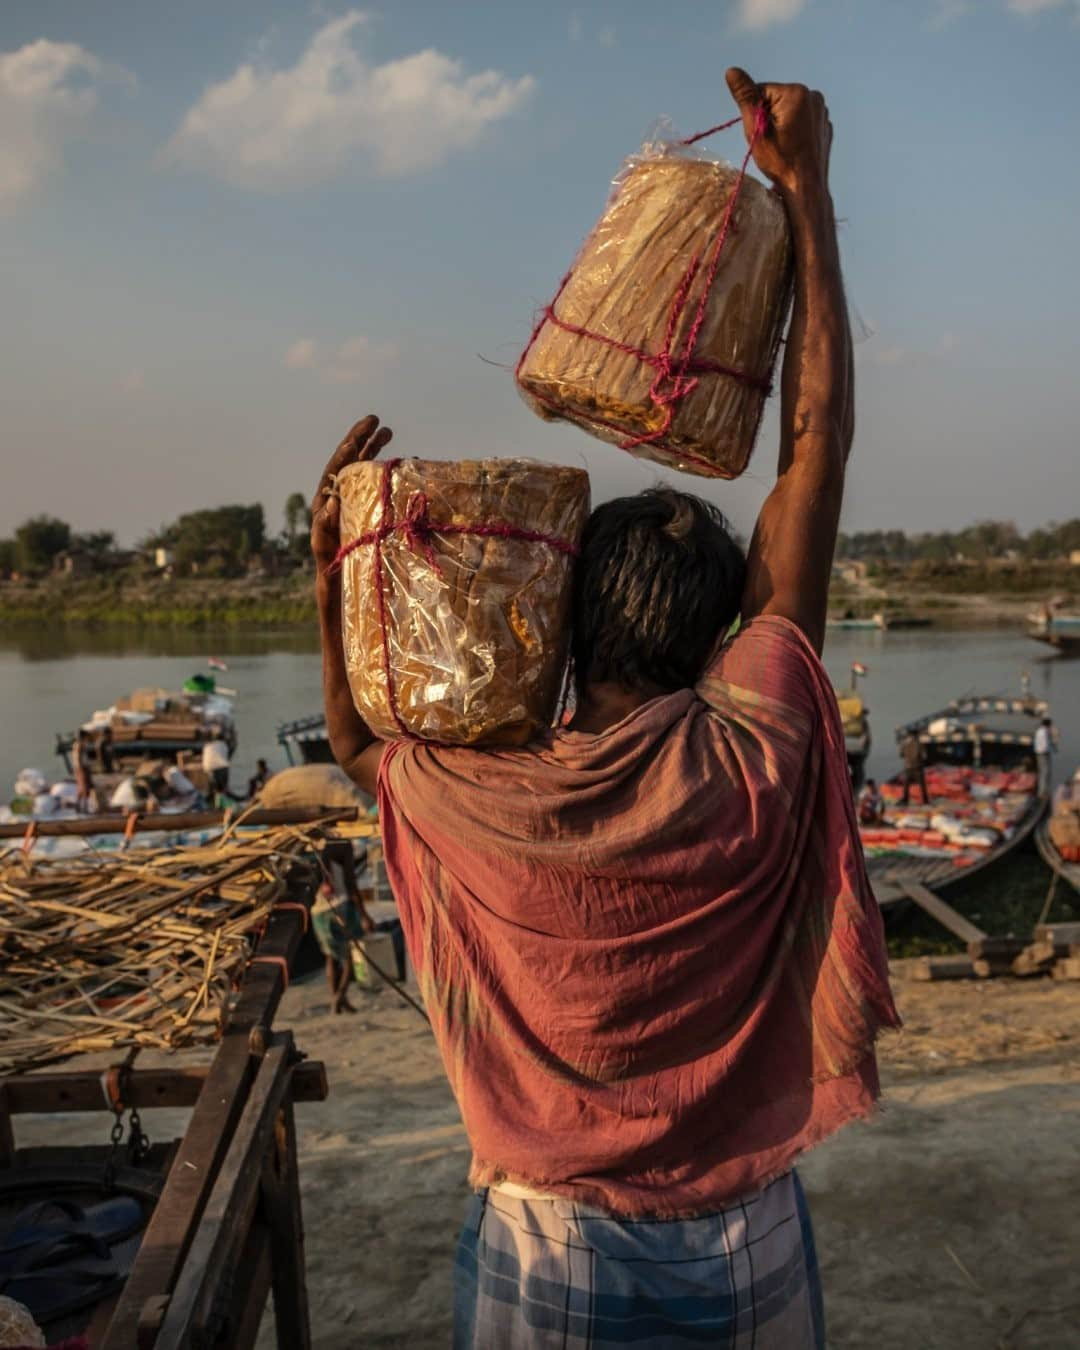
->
[[127, 1102, 150, 1165]]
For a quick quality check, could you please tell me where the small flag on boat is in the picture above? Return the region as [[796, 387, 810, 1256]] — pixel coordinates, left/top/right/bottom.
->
[[208, 656, 228, 672], [851, 661, 869, 677]]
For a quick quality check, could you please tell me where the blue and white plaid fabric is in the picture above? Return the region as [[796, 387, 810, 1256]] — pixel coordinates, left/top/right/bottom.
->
[[453, 1171, 824, 1348]]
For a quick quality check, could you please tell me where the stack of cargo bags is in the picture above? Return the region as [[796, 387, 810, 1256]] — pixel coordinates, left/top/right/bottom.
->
[[860, 765, 1036, 868]]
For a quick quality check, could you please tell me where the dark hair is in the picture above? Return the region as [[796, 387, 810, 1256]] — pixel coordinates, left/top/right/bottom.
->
[[571, 488, 746, 696]]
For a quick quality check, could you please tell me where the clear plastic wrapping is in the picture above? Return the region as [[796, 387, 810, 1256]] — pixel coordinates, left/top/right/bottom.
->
[[337, 458, 590, 746], [517, 139, 793, 478]]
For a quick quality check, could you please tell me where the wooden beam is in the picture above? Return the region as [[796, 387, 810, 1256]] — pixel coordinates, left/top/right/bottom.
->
[[899, 881, 987, 945], [1036, 922, 1080, 946], [0, 805, 359, 841], [910, 956, 976, 981], [264, 1097, 311, 1349], [968, 936, 1028, 961], [100, 902, 309, 1350], [0, 1060, 327, 1116], [153, 1036, 296, 1350]]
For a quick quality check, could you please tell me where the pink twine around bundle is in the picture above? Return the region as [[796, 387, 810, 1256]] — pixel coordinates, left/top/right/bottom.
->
[[516, 106, 771, 474], [329, 459, 580, 740]]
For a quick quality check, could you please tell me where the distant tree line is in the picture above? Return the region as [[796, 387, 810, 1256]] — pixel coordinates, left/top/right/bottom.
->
[[0, 492, 313, 579], [836, 518, 1080, 564]]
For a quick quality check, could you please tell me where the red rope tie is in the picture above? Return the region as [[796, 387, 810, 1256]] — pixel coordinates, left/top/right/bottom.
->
[[517, 105, 772, 466], [273, 901, 311, 933], [251, 953, 290, 989], [328, 459, 581, 741]]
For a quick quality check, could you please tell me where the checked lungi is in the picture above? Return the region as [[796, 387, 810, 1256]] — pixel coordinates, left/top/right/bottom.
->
[[453, 1171, 824, 1348]]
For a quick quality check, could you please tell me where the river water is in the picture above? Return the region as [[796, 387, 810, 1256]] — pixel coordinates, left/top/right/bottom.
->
[[2, 626, 1078, 796]]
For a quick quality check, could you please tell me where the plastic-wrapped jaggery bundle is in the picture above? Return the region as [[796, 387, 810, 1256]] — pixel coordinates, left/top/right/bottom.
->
[[336, 458, 590, 745], [516, 127, 793, 479]]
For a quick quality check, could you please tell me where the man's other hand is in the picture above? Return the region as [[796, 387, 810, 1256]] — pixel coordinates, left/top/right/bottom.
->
[[311, 415, 394, 576]]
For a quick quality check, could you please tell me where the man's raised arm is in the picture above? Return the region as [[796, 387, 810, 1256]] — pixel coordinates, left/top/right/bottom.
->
[[312, 415, 392, 799], [727, 68, 853, 654]]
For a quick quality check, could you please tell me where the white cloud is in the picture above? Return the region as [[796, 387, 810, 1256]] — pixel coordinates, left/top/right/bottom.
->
[[598, 26, 618, 48], [927, 0, 976, 29], [1006, 0, 1063, 12], [283, 335, 399, 383], [735, 0, 807, 29], [163, 11, 535, 190], [283, 338, 318, 370], [568, 13, 583, 41], [0, 37, 120, 212]]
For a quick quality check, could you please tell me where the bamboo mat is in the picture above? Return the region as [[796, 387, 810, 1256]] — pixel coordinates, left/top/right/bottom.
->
[[0, 821, 331, 1075]]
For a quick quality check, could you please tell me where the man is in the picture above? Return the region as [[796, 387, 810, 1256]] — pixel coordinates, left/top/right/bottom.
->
[[899, 730, 929, 807], [98, 726, 115, 774], [201, 735, 232, 800], [247, 758, 273, 799], [73, 729, 95, 814], [858, 776, 885, 825], [313, 71, 898, 1349], [311, 839, 374, 1014], [161, 762, 205, 810], [1034, 717, 1055, 798]]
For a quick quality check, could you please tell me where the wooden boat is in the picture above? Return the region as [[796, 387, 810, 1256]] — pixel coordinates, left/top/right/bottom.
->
[[1035, 820, 1080, 894], [862, 694, 1050, 906], [1027, 609, 1080, 656], [277, 712, 334, 766], [827, 612, 886, 631], [55, 679, 238, 776]]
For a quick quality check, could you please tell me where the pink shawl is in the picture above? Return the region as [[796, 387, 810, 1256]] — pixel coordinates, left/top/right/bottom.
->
[[378, 616, 899, 1217]]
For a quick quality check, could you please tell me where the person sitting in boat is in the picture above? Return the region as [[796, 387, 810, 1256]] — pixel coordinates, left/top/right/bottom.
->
[[159, 763, 205, 811], [109, 774, 159, 815], [899, 731, 930, 806], [247, 758, 273, 799], [858, 777, 885, 825], [313, 71, 898, 1349]]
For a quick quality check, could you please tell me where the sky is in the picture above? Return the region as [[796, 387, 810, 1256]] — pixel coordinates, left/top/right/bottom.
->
[[1, 0, 1078, 548]]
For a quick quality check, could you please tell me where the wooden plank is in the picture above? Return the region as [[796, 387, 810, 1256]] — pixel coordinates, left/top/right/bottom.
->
[[100, 904, 307, 1350], [968, 936, 1028, 961], [153, 1037, 295, 1350], [0, 1060, 327, 1116], [899, 881, 987, 944], [0, 1087, 14, 1167], [972, 958, 1014, 979], [910, 956, 976, 981], [1052, 957, 1080, 981], [263, 1096, 311, 1349], [225, 1223, 274, 1350], [1036, 922, 1080, 946], [0, 805, 357, 840]]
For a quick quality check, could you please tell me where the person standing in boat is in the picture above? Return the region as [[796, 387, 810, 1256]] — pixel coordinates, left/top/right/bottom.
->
[[201, 735, 232, 801], [313, 71, 898, 1349], [899, 730, 930, 807], [1034, 717, 1056, 798], [73, 729, 95, 814]]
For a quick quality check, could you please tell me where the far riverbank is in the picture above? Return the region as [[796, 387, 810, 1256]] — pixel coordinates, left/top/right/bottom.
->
[[0, 571, 1072, 631]]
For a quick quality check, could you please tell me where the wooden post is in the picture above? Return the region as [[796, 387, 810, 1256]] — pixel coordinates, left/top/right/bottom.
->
[[101, 905, 307, 1350], [153, 1036, 296, 1349], [263, 1097, 311, 1349]]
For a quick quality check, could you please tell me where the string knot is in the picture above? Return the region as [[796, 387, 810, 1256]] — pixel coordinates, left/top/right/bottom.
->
[[400, 491, 443, 575]]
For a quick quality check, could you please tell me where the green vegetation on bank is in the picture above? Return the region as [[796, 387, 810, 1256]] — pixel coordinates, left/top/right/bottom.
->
[[0, 574, 318, 628]]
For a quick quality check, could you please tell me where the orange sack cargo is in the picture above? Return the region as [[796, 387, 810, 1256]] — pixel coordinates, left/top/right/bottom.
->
[[336, 458, 590, 746], [516, 132, 793, 479]]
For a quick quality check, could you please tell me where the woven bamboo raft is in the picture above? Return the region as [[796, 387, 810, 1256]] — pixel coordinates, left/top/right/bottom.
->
[[0, 821, 328, 1076]]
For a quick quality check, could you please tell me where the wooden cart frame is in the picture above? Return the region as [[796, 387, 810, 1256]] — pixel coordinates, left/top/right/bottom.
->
[[0, 874, 327, 1349]]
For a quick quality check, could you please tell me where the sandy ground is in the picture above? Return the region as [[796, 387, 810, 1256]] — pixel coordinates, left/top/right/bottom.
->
[[12, 963, 1080, 1348]]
